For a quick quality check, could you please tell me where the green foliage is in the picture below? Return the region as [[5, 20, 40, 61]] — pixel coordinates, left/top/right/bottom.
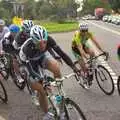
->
[[34, 20, 78, 33], [109, 0, 120, 12]]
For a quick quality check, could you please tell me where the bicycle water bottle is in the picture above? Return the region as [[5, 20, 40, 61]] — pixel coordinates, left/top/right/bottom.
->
[[55, 95, 62, 104], [55, 95, 64, 114]]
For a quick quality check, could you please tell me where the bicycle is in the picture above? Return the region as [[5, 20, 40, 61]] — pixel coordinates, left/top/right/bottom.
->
[[0, 55, 8, 103], [20, 60, 87, 119], [44, 73, 87, 120], [0, 53, 26, 90], [74, 52, 115, 95], [117, 76, 120, 95]]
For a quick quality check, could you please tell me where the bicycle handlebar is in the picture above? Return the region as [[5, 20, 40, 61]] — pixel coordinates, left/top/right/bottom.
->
[[87, 52, 109, 64], [55, 73, 76, 82]]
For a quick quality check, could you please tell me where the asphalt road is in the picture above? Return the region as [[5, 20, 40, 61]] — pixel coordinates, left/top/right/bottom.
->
[[0, 20, 120, 120]]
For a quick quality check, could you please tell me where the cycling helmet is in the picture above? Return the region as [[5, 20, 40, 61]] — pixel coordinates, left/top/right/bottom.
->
[[22, 20, 34, 32], [30, 25, 48, 42], [117, 44, 120, 60], [0, 19, 5, 26], [9, 24, 20, 33], [79, 22, 88, 31]]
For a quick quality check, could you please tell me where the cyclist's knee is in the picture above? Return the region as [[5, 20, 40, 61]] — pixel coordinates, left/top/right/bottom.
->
[[47, 59, 61, 78], [31, 82, 45, 95]]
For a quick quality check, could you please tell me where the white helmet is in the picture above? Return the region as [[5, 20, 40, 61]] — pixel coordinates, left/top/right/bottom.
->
[[79, 22, 88, 31], [22, 20, 34, 32], [30, 25, 48, 42]]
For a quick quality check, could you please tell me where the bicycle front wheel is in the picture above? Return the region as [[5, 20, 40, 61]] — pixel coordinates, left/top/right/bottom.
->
[[64, 98, 87, 120], [95, 65, 114, 95], [0, 80, 8, 103], [117, 76, 120, 95]]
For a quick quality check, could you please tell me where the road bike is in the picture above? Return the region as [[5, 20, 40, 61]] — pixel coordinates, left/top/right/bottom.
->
[[20, 61, 87, 119], [117, 76, 120, 95], [74, 52, 115, 95], [44, 73, 87, 120], [0, 53, 27, 90], [0, 55, 8, 103]]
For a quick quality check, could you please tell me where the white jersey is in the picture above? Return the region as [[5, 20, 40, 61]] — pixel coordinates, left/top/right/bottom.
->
[[0, 26, 9, 41], [0, 26, 9, 52]]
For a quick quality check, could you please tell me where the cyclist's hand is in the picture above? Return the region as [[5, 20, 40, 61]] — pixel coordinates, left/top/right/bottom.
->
[[72, 66, 81, 76], [102, 51, 109, 60]]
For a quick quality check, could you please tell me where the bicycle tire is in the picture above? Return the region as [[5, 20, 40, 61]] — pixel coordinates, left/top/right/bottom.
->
[[117, 76, 120, 95], [64, 98, 87, 120], [0, 79, 8, 103], [95, 65, 114, 95]]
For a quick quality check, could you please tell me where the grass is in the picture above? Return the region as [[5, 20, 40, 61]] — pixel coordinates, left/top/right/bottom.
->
[[34, 20, 78, 33]]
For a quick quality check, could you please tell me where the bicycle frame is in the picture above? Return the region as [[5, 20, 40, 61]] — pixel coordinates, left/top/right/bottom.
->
[[45, 73, 76, 118]]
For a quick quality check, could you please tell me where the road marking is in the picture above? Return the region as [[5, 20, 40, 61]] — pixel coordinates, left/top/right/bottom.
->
[[87, 21, 120, 36]]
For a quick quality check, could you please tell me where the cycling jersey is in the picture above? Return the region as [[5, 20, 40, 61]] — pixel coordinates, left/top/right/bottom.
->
[[72, 30, 93, 46], [0, 26, 9, 51], [20, 35, 75, 67], [0, 26, 9, 41], [19, 35, 75, 82], [72, 30, 94, 59], [2, 32, 17, 55], [13, 31, 29, 50]]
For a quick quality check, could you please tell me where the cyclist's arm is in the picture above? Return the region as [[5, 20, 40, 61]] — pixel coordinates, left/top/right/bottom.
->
[[48, 48, 57, 58], [91, 35, 104, 52], [77, 44, 88, 59], [47, 36, 75, 69]]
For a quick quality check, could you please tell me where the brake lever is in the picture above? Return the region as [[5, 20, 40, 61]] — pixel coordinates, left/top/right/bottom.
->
[[103, 52, 109, 61]]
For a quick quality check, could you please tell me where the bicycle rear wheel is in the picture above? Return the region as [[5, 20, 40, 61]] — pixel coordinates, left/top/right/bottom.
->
[[117, 76, 120, 95], [0, 79, 8, 103], [95, 65, 114, 95], [64, 98, 87, 120]]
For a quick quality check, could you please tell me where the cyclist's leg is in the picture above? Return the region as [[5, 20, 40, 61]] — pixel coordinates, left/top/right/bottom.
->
[[12, 54, 20, 75], [31, 81, 48, 113], [72, 48, 87, 72], [84, 42, 95, 57], [41, 53, 61, 78], [26, 60, 48, 113]]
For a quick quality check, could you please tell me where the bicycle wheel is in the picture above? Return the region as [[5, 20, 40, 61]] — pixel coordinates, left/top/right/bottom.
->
[[95, 65, 114, 95], [20, 66, 33, 95], [0, 80, 8, 103], [117, 76, 120, 95], [64, 98, 87, 120]]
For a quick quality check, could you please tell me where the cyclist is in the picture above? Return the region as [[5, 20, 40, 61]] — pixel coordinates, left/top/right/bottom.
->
[[0, 19, 9, 51], [19, 25, 79, 120], [1, 24, 25, 81], [12, 20, 40, 107], [13, 20, 33, 50], [72, 22, 106, 86]]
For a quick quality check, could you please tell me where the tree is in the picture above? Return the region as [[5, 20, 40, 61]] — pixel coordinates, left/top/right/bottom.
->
[[108, 0, 120, 13]]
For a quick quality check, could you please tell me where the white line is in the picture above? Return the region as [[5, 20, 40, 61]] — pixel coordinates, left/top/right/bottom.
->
[[87, 21, 120, 36]]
